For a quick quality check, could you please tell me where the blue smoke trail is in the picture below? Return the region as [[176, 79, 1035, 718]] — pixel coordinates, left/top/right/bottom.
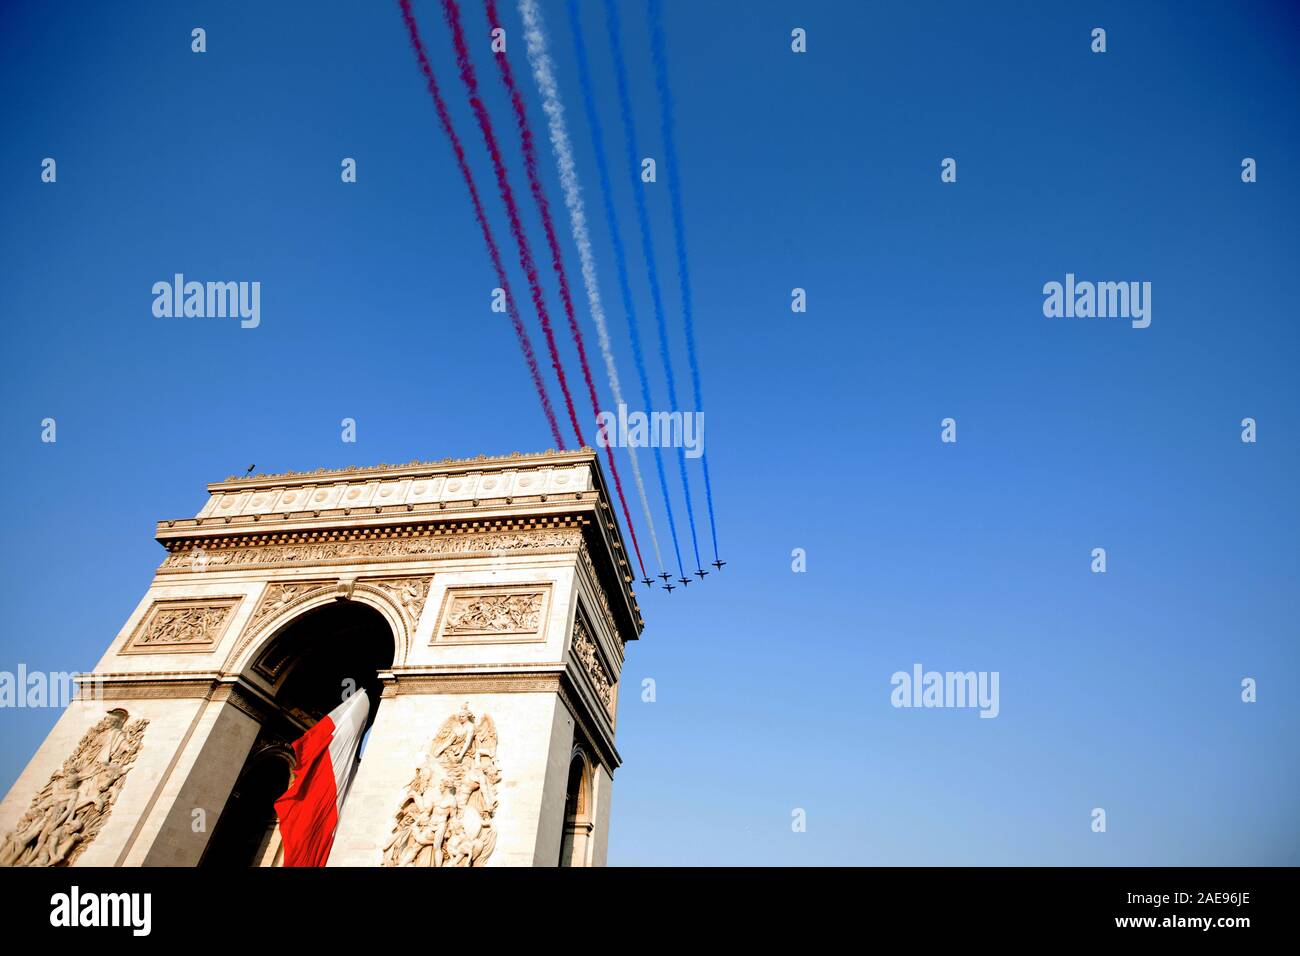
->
[[647, 0, 720, 563], [602, 0, 704, 576], [566, 0, 684, 580]]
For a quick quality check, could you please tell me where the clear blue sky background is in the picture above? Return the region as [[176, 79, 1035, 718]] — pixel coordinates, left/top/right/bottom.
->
[[1, 0, 1297, 865]]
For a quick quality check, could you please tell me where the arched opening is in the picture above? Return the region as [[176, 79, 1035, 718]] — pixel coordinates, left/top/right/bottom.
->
[[558, 751, 593, 867], [200, 744, 294, 867], [201, 600, 395, 867]]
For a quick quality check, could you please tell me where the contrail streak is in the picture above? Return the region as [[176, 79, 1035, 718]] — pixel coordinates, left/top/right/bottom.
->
[[484, 0, 645, 580], [604, 0, 703, 576], [397, 0, 563, 448], [647, 0, 721, 563], [440, 0, 585, 449], [516, 0, 663, 575], [567, 0, 684, 580]]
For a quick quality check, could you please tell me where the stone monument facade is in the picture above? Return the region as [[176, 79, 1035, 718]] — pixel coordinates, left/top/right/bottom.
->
[[0, 449, 643, 867]]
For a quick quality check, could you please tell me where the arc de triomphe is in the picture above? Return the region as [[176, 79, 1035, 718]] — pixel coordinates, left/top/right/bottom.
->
[[0, 449, 642, 867]]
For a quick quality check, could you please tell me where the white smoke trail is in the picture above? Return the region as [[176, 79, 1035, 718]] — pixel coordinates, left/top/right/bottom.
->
[[517, 0, 664, 572]]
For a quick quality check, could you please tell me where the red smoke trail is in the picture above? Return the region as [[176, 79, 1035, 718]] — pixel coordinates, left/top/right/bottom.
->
[[482, 0, 646, 579], [439, 0, 585, 451], [397, 0, 563, 448]]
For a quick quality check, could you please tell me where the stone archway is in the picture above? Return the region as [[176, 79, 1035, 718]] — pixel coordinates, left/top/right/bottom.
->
[[223, 578, 417, 679], [558, 749, 593, 867], [198, 742, 293, 868], [200, 599, 395, 867]]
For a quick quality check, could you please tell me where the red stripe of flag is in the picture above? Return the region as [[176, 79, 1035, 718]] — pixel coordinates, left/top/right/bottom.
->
[[273, 689, 370, 867]]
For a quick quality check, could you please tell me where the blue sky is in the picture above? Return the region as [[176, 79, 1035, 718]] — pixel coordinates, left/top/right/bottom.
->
[[1, 0, 1297, 865]]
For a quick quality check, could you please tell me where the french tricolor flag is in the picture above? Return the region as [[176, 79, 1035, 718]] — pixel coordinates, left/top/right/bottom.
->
[[274, 689, 371, 867]]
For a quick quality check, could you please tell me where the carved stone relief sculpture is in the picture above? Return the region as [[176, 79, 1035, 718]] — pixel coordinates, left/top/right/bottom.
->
[[0, 709, 148, 867], [247, 583, 321, 634], [122, 598, 238, 653], [447, 592, 543, 634], [572, 617, 615, 717], [382, 704, 500, 867], [435, 586, 549, 643], [159, 527, 584, 572], [367, 576, 433, 629]]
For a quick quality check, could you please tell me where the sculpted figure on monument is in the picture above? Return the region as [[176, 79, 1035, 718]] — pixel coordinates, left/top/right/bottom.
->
[[0, 709, 148, 867], [382, 703, 500, 867]]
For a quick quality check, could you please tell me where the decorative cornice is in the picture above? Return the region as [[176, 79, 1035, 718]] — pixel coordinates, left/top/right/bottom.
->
[[157, 519, 587, 574], [74, 676, 217, 700], [216, 448, 596, 487], [208, 681, 278, 723], [72, 674, 281, 727], [384, 670, 564, 697]]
